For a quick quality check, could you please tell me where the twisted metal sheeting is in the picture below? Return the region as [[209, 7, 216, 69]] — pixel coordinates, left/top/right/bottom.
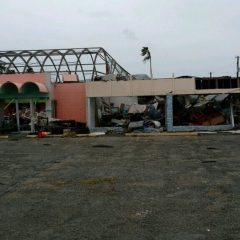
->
[[0, 47, 131, 82]]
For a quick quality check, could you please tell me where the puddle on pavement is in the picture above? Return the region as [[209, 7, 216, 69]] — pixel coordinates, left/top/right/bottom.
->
[[92, 145, 114, 148], [201, 160, 217, 163]]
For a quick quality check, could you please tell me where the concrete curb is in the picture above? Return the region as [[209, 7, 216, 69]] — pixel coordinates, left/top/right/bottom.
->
[[125, 132, 199, 137], [3, 131, 240, 139], [25, 132, 107, 138]]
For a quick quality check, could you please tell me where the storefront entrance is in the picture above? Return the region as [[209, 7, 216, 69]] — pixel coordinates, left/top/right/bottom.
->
[[0, 81, 48, 133]]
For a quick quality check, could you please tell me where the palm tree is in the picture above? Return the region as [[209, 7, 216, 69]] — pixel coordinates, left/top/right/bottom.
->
[[141, 47, 153, 79]]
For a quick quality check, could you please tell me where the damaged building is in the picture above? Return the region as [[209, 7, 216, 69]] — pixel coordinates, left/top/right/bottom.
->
[[86, 76, 240, 132], [0, 47, 240, 134]]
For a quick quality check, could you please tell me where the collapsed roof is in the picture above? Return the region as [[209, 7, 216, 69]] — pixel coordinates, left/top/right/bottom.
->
[[0, 47, 131, 82]]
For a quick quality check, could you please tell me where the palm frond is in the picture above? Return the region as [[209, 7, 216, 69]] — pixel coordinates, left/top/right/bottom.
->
[[141, 47, 151, 62], [141, 47, 149, 56]]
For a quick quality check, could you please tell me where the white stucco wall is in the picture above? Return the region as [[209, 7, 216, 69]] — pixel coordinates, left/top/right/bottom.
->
[[86, 78, 240, 97]]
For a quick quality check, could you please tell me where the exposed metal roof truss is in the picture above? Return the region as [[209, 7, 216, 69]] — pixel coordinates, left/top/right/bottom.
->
[[0, 47, 131, 82]]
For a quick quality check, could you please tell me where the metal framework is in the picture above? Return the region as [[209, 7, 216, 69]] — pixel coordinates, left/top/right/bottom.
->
[[0, 47, 131, 82]]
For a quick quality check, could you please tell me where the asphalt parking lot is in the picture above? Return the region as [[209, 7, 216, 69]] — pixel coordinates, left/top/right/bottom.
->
[[0, 135, 240, 240]]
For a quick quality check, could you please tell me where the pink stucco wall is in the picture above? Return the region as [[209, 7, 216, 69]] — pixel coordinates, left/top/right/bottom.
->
[[54, 83, 86, 123], [0, 73, 49, 92], [0, 73, 47, 84]]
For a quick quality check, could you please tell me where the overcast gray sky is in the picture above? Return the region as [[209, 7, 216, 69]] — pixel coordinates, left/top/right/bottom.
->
[[1, 0, 240, 77]]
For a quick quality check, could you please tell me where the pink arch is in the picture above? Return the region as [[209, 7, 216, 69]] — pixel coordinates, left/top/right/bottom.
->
[[20, 81, 48, 93], [1, 81, 21, 92]]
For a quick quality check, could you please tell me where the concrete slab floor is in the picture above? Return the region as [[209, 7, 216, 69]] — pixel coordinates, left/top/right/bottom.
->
[[0, 135, 240, 240]]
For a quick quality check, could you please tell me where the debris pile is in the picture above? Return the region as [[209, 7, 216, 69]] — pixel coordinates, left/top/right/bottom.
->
[[49, 120, 89, 135], [97, 96, 165, 133], [173, 94, 230, 126]]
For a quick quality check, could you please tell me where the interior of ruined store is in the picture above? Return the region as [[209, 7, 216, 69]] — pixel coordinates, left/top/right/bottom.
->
[[92, 93, 240, 132], [173, 94, 231, 126], [173, 94, 240, 127], [94, 96, 166, 132], [1, 100, 46, 132]]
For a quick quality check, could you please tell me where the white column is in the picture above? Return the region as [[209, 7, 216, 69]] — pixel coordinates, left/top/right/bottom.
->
[[30, 99, 35, 133], [45, 98, 52, 119], [87, 97, 91, 127], [15, 99, 20, 132], [230, 102, 235, 128], [87, 97, 96, 128], [166, 94, 173, 132]]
